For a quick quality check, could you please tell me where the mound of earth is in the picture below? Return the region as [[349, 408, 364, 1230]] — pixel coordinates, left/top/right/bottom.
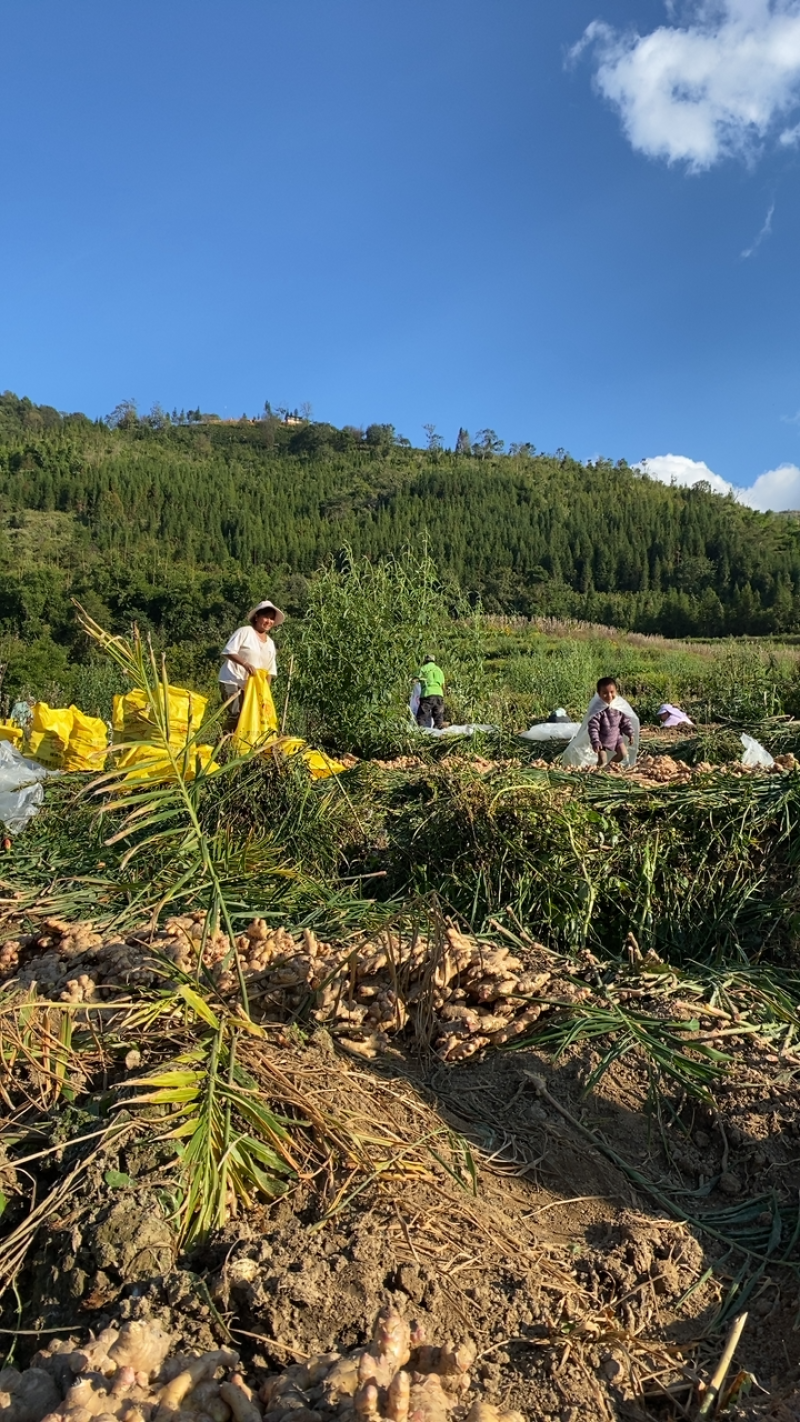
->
[[2, 915, 800, 1419]]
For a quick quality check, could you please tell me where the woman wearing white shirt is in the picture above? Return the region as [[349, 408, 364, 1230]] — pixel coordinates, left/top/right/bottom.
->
[[219, 600, 284, 731]]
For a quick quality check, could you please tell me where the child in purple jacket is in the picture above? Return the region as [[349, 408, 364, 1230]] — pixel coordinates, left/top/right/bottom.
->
[[588, 678, 634, 767]]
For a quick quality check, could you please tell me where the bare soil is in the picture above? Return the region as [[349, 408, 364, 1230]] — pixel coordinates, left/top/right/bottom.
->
[[4, 925, 800, 1421]]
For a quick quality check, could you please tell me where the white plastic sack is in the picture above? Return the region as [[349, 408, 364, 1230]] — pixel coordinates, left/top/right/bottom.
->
[[520, 722, 581, 742], [409, 685, 421, 721], [740, 733, 774, 769], [561, 694, 640, 770], [0, 783, 45, 834], [0, 740, 53, 833], [417, 724, 498, 737]]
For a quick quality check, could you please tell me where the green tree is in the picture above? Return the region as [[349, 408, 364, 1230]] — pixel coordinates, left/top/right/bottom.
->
[[473, 429, 504, 457], [289, 547, 484, 754]]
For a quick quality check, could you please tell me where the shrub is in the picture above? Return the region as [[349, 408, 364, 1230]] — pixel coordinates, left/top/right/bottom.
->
[[286, 548, 485, 754]]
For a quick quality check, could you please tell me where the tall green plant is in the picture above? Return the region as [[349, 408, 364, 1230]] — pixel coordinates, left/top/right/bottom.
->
[[502, 639, 599, 718], [287, 547, 485, 754], [701, 642, 790, 723], [73, 610, 306, 1241], [77, 609, 245, 974]]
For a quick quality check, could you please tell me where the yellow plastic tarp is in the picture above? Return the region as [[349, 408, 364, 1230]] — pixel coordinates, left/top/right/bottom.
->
[[231, 671, 278, 754]]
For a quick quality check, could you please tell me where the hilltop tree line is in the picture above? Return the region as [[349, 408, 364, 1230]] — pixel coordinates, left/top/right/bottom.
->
[[0, 388, 798, 692]]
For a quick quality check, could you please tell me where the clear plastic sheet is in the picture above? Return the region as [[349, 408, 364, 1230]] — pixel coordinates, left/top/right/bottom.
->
[[740, 733, 774, 768], [0, 740, 53, 834]]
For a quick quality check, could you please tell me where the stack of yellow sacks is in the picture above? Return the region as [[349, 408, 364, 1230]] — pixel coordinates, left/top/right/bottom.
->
[[22, 676, 345, 783], [112, 685, 217, 782], [232, 671, 346, 779], [28, 704, 108, 772]]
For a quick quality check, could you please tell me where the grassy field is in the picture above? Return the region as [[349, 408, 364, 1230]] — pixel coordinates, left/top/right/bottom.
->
[[5, 613, 800, 976], [480, 617, 800, 728]]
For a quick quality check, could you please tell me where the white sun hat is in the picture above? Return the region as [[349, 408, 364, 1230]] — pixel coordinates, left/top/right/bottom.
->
[[247, 600, 285, 626]]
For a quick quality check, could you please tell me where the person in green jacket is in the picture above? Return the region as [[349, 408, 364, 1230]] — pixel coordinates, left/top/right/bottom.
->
[[415, 654, 446, 729]]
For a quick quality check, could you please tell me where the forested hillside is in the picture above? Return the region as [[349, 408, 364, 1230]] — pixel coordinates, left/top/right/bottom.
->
[[0, 389, 798, 697]]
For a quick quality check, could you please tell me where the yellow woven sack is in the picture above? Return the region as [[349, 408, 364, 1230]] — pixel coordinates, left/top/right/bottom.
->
[[63, 706, 108, 773], [0, 721, 23, 749], [113, 686, 208, 745], [230, 677, 344, 777], [232, 672, 278, 753], [116, 742, 218, 784], [29, 703, 75, 769], [302, 747, 347, 780], [270, 734, 304, 758]]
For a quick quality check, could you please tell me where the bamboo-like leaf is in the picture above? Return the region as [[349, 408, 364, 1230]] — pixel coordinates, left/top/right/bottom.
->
[[125, 1067, 201, 1089], [104, 808, 188, 844], [178, 984, 220, 1029], [165, 1115, 202, 1139], [132, 1085, 200, 1104], [119, 1027, 294, 1242]]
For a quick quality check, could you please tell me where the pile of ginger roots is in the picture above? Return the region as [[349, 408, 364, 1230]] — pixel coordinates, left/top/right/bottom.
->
[[1, 914, 592, 1064], [0, 1307, 523, 1422]]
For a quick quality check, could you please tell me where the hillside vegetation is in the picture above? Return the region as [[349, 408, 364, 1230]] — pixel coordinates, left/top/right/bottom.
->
[[1, 390, 799, 703]]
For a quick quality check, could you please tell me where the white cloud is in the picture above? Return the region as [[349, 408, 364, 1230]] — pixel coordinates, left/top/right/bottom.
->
[[639, 453, 735, 496], [741, 199, 775, 255], [741, 462, 800, 508], [573, 1, 800, 170], [640, 452, 800, 509]]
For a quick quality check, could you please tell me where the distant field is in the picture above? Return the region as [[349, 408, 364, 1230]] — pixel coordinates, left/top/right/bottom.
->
[[480, 616, 800, 728]]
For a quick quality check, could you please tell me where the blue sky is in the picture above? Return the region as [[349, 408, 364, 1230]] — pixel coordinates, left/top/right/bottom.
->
[[4, 1, 800, 506]]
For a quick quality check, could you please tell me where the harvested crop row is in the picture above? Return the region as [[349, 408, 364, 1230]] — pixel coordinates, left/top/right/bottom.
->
[[2, 912, 796, 1075], [1, 1307, 521, 1422], [0, 913, 584, 1061]]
